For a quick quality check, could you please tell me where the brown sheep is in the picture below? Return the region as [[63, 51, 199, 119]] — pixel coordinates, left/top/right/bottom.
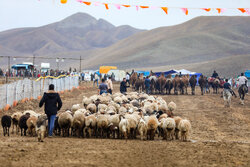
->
[[27, 116, 38, 137]]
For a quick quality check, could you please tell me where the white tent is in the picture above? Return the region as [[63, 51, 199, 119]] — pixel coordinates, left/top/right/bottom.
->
[[108, 70, 126, 81], [173, 69, 196, 75]]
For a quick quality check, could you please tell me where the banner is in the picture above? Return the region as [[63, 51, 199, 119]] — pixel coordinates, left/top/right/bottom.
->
[[59, 0, 250, 15]]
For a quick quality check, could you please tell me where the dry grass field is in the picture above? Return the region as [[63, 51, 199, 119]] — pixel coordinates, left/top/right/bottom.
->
[[0, 82, 249, 167]]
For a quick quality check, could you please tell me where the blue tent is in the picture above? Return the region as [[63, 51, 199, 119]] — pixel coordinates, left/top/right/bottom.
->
[[245, 70, 250, 78], [155, 70, 177, 77], [11, 64, 33, 70], [136, 71, 150, 76]]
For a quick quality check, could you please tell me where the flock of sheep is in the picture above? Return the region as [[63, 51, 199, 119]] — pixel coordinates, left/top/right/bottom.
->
[[1, 92, 191, 142]]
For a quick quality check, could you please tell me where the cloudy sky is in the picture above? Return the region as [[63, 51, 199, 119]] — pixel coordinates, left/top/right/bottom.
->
[[0, 0, 249, 31]]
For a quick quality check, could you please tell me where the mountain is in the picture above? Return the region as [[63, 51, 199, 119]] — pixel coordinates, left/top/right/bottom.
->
[[82, 16, 250, 77], [0, 15, 249, 77], [0, 12, 143, 56]]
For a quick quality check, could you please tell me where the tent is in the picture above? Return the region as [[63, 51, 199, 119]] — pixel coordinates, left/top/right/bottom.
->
[[136, 71, 150, 76], [99, 66, 117, 74], [245, 70, 250, 78], [155, 70, 177, 77], [108, 70, 126, 81], [173, 69, 196, 75]]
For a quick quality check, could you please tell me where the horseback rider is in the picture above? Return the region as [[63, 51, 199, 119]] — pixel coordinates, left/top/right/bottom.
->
[[211, 70, 219, 78], [237, 73, 248, 93]]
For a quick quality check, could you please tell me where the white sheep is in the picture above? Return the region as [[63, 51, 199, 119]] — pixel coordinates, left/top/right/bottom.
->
[[160, 117, 176, 140], [72, 111, 85, 137], [108, 114, 120, 138], [84, 114, 97, 138], [178, 119, 191, 141], [174, 116, 182, 140], [138, 118, 147, 140], [71, 104, 81, 113], [119, 116, 129, 140], [82, 96, 93, 107], [114, 96, 122, 104], [96, 114, 109, 138], [86, 103, 97, 113], [58, 112, 73, 137], [168, 101, 177, 112], [147, 115, 159, 140]]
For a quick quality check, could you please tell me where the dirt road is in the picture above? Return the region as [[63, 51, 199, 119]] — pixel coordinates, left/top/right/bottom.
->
[[0, 82, 249, 167]]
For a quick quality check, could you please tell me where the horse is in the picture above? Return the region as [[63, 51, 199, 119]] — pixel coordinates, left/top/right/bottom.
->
[[180, 75, 189, 95], [130, 72, 138, 90], [238, 84, 248, 105], [213, 78, 220, 94], [135, 73, 144, 93], [165, 74, 173, 95], [198, 75, 206, 95], [172, 75, 181, 95], [189, 75, 197, 95], [149, 75, 157, 94], [157, 73, 166, 94]]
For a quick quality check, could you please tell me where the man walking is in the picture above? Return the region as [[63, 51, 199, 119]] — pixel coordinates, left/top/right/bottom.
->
[[223, 79, 232, 107], [98, 79, 108, 95], [107, 77, 113, 94], [39, 84, 62, 138], [93, 73, 99, 87]]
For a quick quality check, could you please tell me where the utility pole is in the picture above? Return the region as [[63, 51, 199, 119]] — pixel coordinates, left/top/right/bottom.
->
[[6, 56, 10, 83], [79, 56, 82, 72], [33, 54, 35, 78]]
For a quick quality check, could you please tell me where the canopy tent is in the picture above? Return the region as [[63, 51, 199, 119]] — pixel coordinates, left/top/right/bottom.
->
[[107, 70, 126, 81], [11, 64, 34, 70], [99, 66, 117, 74], [136, 71, 150, 76], [245, 70, 250, 78], [173, 69, 196, 75], [154, 70, 177, 77]]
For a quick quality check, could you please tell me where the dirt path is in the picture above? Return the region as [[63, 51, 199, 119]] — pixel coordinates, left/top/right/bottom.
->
[[0, 82, 249, 167]]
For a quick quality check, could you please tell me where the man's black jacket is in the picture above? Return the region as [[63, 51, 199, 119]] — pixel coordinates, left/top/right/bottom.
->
[[39, 90, 62, 116]]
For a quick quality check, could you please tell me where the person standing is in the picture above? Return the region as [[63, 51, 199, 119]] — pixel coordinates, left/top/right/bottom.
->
[[39, 84, 62, 137], [126, 72, 130, 86], [120, 78, 129, 94], [107, 77, 113, 94], [93, 73, 99, 87], [98, 79, 108, 95], [223, 79, 232, 107], [145, 76, 151, 94]]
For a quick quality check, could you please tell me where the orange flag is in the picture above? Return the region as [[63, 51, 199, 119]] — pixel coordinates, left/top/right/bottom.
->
[[181, 8, 188, 15], [122, 5, 131, 8], [203, 8, 211, 12], [61, 0, 67, 4], [104, 4, 109, 10], [161, 7, 168, 14], [140, 6, 149, 9], [83, 2, 91, 6], [238, 8, 246, 13]]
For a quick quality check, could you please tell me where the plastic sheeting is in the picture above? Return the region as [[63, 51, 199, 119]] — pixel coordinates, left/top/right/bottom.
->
[[0, 76, 79, 109]]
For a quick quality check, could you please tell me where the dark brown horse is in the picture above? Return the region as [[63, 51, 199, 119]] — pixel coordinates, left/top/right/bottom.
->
[[189, 75, 197, 95]]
